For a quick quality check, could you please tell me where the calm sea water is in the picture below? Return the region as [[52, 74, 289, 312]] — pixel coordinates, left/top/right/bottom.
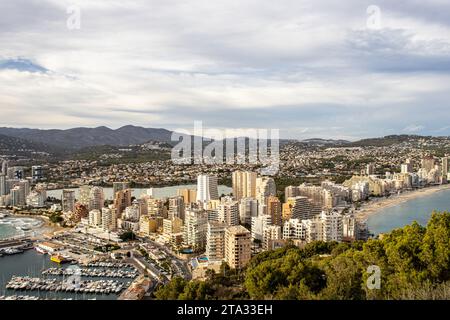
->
[[367, 188, 450, 235]]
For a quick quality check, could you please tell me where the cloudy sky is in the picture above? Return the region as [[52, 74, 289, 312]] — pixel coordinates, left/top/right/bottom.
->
[[1, 0, 450, 140]]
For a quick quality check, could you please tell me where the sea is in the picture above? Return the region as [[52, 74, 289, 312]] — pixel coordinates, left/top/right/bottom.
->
[[367, 188, 450, 235]]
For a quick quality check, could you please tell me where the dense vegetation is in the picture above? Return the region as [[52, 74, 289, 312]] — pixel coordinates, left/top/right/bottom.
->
[[154, 211, 450, 300]]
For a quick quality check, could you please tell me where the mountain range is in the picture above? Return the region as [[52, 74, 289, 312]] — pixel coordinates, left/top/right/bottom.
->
[[0, 126, 174, 150], [0, 126, 448, 155]]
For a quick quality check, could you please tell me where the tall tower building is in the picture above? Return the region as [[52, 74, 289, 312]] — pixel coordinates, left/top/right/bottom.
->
[[218, 200, 239, 226], [11, 186, 24, 207], [196, 175, 219, 206], [62, 189, 76, 213], [102, 206, 117, 231], [238, 198, 258, 225], [0, 174, 7, 196], [256, 177, 276, 204], [183, 209, 208, 251], [147, 198, 166, 217], [267, 196, 282, 226], [206, 221, 226, 261], [114, 189, 132, 216], [225, 225, 251, 269], [442, 157, 449, 180], [1, 161, 8, 176], [78, 185, 91, 207], [89, 187, 105, 211], [232, 171, 257, 201], [177, 188, 197, 204], [168, 196, 185, 220]]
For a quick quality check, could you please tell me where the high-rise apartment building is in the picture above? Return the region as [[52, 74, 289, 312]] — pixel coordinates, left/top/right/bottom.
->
[[255, 176, 276, 204], [206, 221, 227, 261], [183, 209, 208, 251], [89, 187, 105, 211], [238, 197, 258, 225], [0, 174, 7, 196], [78, 185, 91, 207], [114, 189, 132, 216], [177, 188, 197, 204], [168, 196, 185, 220], [442, 157, 449, 180], [147, 198, 166, 217], [232, 171, 257, 201], [285, 186, 300, 199], [267, 196, 282, 226], [251, 214, 272, 241], [263, 225, 282, 251], [62, 189, 76, 213], [196, 175, 219, 206], [218, 200, 239, 226], [89, 209, 102, 227], [26, 189, 47, 208], [282, 196, 317, 221], [1, 161, 7, 176], [225, 225, 251, 269], [102, 206, 117, 231], [163, 217, 183, 235]]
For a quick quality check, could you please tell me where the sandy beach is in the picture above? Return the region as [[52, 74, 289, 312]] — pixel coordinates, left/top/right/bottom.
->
[[355, 184, 450, 221], [1, 213, 65, 240]]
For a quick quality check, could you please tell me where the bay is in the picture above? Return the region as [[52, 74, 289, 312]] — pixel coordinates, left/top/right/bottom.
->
[[367, 188, 450, 235]]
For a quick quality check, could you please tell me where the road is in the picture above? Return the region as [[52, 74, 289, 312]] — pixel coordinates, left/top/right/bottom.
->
[[137, 237, 192, 280]]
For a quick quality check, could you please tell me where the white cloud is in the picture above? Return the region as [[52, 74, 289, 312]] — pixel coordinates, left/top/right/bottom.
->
[[0, 0, 449, 138]]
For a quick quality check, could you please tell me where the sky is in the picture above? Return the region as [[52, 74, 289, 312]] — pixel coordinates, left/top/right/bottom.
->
[[0, 0, 450, 140]]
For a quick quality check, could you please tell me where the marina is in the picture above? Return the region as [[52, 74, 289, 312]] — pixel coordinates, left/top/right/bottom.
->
[[42, 267, 139, 279], [6, 276, 126, 294], [0, 250, 134, 300]]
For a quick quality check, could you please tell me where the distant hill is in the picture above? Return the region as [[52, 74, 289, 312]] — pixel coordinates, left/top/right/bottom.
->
[[347, 135, 437, 147], [0, 133, 61, 155], [0, 125, 176, 149], [301, 138, 350, 146]]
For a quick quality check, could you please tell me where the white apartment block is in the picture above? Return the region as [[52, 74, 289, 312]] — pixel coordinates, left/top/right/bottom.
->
[[218, 200, 239, 226], [206, 221, 226, 261]]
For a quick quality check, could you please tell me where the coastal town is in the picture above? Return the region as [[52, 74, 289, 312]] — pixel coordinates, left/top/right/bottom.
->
[[1, 137, 449, 300]]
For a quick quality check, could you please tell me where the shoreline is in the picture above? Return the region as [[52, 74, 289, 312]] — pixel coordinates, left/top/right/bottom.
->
[[0, 213, 64, 241], [355, 184, 450, 221]]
